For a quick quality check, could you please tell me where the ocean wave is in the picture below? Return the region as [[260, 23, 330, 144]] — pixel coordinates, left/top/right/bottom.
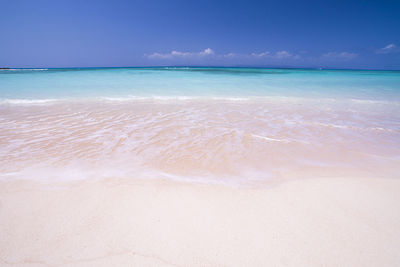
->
[[1, 98, 399, 184], [0, 98, 62, 105], [99, 96, 251, 101], [1, 95, 399, 106]]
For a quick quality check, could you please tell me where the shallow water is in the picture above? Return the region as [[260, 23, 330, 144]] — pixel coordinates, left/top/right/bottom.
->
[[0, 68, 399, 184]]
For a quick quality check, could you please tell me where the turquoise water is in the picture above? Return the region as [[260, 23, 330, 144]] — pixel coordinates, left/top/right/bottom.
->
[[1, 67, 400, 102], [1, 67, 400, 182]]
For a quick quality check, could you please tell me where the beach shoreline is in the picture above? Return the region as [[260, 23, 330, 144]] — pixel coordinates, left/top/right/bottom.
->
[[1, 176, 399, 266], [1, 67, 399, 266]]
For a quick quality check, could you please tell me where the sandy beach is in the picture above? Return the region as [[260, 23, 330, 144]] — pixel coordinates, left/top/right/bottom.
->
[[2, 0, 400, 265], [0, 93, 399, 267], [1, 176, 399, 266]]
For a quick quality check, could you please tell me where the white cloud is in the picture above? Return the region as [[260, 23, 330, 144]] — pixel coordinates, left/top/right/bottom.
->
[[274, 51, 293, 59], [146, 48, 300, 61], [201, 48, 215, 55], [223, 52, 239, 58], [376, 43, 399, 54], [251, 51, 270, 57], [146, 48, 215, 59], [322, 52, 358, 60], [250, 51, 299, 59]]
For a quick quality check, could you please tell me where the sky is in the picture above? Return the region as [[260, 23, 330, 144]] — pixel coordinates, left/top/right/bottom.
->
[[0, 0, 399, 69]]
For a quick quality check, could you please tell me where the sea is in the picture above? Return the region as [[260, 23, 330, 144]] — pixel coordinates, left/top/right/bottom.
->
[[1, 67, 399, 185]]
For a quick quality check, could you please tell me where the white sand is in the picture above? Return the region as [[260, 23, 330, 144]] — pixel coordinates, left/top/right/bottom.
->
[[1, 177, 400, 266]]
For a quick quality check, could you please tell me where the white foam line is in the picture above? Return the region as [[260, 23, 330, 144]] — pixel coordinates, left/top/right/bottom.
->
[[1, 95, 398, 106], [251, 134, 310, 144], [314, 123, 399, 133], [315, 122, 348, 129], [251, 134, 291, 143], [99, 96, 252, 102], [0, 99, 61, 105], [0, 172, 19, 176]]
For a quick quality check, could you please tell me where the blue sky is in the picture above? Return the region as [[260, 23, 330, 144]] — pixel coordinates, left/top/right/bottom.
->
[[1, 0, 399, 69]]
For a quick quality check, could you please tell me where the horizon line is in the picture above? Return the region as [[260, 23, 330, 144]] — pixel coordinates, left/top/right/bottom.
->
[[1, 66, 400, 71]]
